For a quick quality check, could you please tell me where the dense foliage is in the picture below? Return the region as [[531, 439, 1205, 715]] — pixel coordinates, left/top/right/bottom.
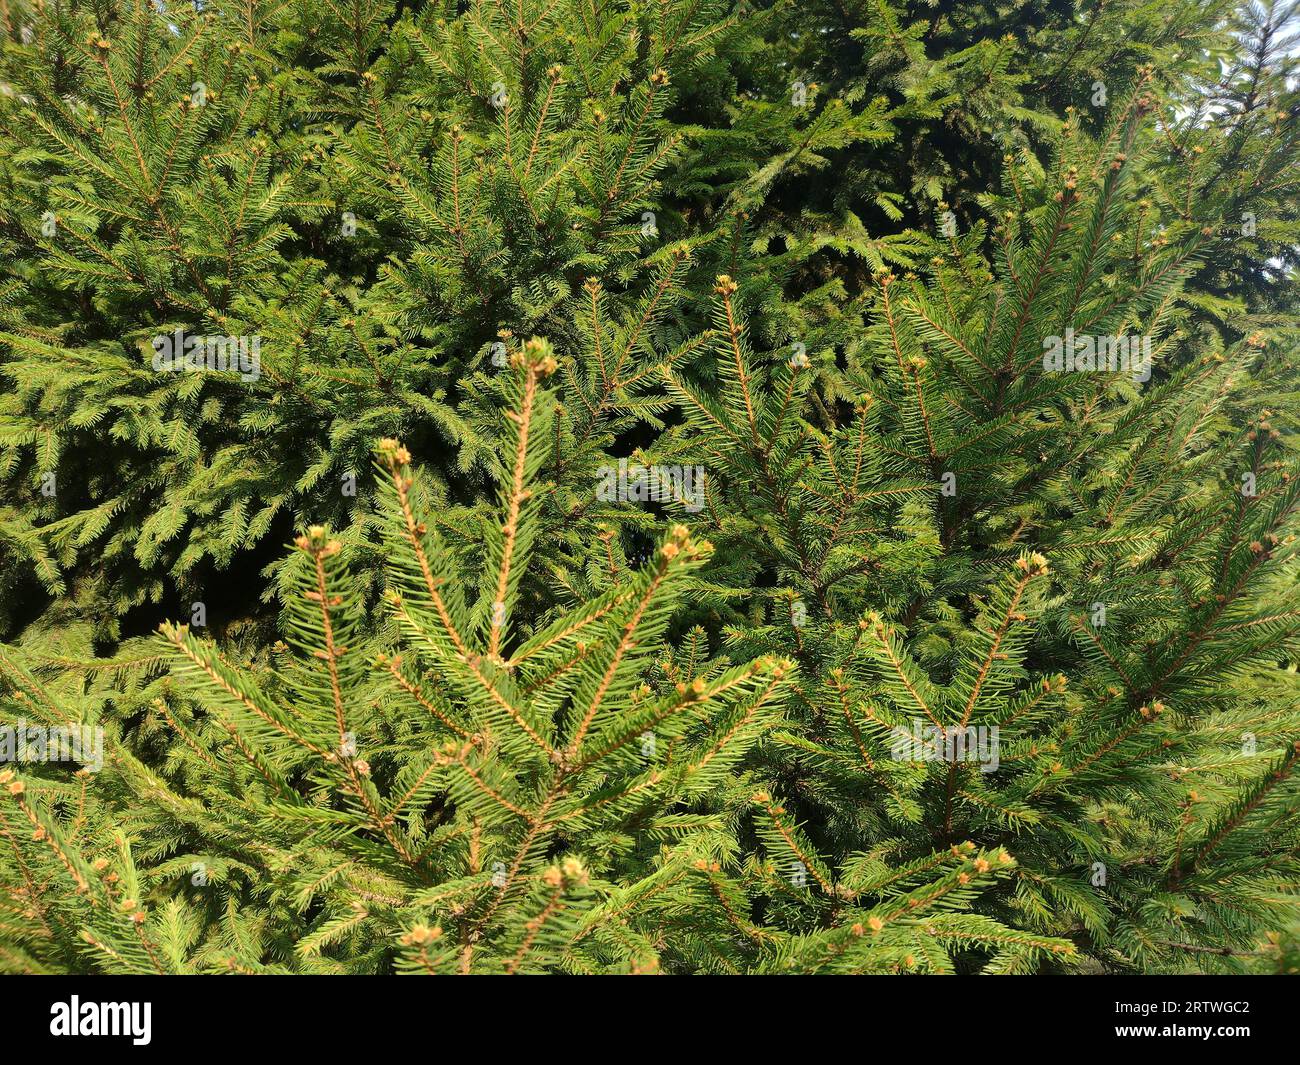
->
[[1, 0, 1298, 973]]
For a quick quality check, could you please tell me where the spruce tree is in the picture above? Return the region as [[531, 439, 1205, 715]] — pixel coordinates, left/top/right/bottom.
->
[[1, 0, 1298, 975]]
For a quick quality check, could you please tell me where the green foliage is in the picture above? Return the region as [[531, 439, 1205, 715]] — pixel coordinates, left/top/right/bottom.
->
[[1, 349, 793, 973], [2, 0, 1299, 974]]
